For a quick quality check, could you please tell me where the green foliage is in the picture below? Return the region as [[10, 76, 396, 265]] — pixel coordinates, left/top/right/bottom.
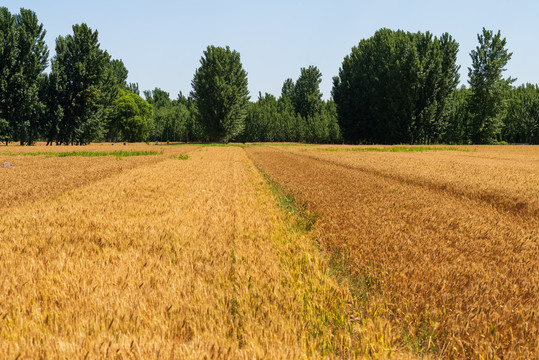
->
[[333, 29, 460, 144], [242, 92, 303, 142], [468, 28, 515, 144], [50, 23, 120, 144], [2, 8, 538, 147], [149, 102, 190, 142], [502, 84, 539, 143], [144, 88, 171, 109], [239, 64, 341, 144], [315, 146, 467, 153], [304, 100, 341, 143], [0, 117, 9, 144], [291, 66, 323, 119], [443, 86, 472, 144], [127, 82, 140, 95], [111, 89, 152, 142], [110, 59, 128, 89], [281, 78, 295, 99], [191, 45, 249, 143], [0, 7, 48, 145], [0, 150, 160, 157], [143, 89, 204, 143], [242, 93, 280, 142], [38, 72, 63, 145], [171, 154, 189, 160]]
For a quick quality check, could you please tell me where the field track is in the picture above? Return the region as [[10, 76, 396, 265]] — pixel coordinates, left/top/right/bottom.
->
[[246, 145, 538, 359]]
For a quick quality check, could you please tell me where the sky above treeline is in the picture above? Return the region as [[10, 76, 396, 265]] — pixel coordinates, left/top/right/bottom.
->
[[3, 0, 539, 100]]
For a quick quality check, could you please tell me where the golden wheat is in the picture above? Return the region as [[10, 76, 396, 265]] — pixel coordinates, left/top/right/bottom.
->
[[0, 145, 389, 359], [0, 143, 196, 207], [247, 145, 538, 359], [285, 144, 539, 218]]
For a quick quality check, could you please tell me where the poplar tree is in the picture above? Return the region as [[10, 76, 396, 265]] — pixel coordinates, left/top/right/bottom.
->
[[291, 66, 323, 119], [333, 29, 460, 144], [191, 45, 249, 143], [0, 8, 48, 145], [0, 7, 15, 144], [468, 28, 515, 143], [51, 23, 113, 144], [111, 89, 152, 142]]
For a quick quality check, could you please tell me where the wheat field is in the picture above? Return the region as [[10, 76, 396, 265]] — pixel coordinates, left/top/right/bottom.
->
[[246, 144, 538, 359], [1, 143, 537, 359], [0, 144, 372, 359]]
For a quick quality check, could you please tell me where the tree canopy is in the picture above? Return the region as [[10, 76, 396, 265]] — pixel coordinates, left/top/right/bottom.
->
[[191, 45, 249, 143], [1, 7, 538, 145], [110, 89, 152, 142], [0, 7, 48, 145], [332, 29, 460, 144], [49, 23, 117, 144], [468, 28, 515, 144]]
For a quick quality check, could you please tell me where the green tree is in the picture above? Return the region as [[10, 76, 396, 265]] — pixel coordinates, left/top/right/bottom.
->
[[502, 84, 539, 144], [111, 89, 152, 142], [281, 78, 295, 99], [291, 66, 323, 119], [127, 82, 139, 95], [277, 67, 339, 143], [333, 29, 460, 144], [242, 92, 280, 142], [51, 23, 113, 144], [0, 8, 48, 145], [444, 86, 472, 144], [191, 45, 249, 142], [277, 94, 304, 142], [0, 117, 9, 145], [468, 28, 515, 143], [143, 88, 171, 109], [0, 7, 16, 144], [148, 103, 191, 142], [38, 72, 64, 145], [110, 59, 128, 89]]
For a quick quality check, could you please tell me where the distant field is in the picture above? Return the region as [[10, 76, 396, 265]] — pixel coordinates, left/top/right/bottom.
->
[[0, 143, 537, 358]]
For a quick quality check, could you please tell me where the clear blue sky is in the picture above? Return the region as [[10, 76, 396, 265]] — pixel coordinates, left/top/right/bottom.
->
[[3, 0, 538, 100]]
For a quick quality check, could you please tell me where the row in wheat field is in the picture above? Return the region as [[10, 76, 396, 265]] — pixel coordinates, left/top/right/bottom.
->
[[246, 145, 538, 359], [276, 144, 539, 219], [0, 143, 200, 207], [1, 146, 396, 359]]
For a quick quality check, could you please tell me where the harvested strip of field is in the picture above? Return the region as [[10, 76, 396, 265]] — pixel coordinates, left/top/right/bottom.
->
[[0, 144, 198, 208], [0, 146, 374, 358], [246, 145, 539, 359], [280, 144, 539, 219]]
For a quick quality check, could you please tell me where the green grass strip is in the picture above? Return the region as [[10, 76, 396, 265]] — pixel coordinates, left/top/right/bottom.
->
[[1, 150, 162, 158], [170, 154, 189, 160], [314, 146, 468, 153], [200, 143, 245, 148]]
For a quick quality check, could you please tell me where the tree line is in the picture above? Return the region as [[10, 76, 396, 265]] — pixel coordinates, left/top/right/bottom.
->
[[1, 7, 538, 145]]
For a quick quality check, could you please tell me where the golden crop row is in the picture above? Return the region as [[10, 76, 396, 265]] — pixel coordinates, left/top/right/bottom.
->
[[246, 145, 538, 359], [285, 144, 539, 219]]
